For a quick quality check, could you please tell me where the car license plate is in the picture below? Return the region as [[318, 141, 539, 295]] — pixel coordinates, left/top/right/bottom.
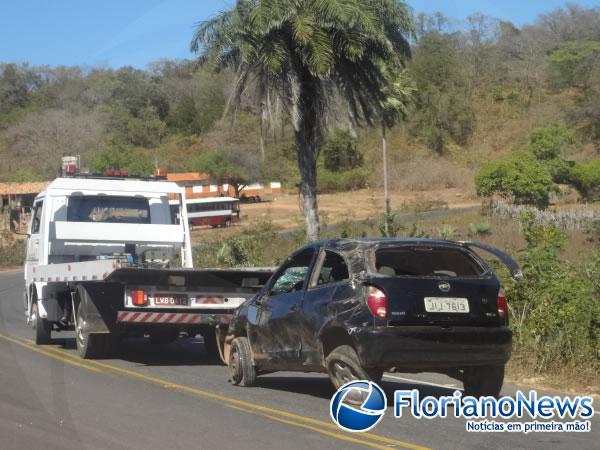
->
[[424, 297, 469, 313], [153, 295, 188, 306]]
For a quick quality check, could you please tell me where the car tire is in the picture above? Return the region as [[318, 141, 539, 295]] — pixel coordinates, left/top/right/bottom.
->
[[32, 302, 52, 345], [462, 365, 505, 398], [149, 329, 179, 345], [229, 337, 257, 387], [326, 345, 382, 389]]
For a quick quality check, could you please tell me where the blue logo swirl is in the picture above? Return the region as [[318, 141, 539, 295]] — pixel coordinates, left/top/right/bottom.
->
[[330, 380, 387, 432]]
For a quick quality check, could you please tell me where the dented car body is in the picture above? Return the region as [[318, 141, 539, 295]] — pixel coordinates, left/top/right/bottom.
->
[[224, 238, 521, 396]]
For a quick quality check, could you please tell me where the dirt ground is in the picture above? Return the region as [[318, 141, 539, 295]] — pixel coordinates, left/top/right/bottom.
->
[[190, 187, 479, 241]]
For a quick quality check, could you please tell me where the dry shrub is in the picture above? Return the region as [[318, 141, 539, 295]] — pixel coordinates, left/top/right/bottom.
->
[[388, 157, 474, 192]]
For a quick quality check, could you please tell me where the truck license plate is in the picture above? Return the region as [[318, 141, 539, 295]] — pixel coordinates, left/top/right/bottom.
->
[[153, 295, 188, 306], [424, 297, 469, 313]]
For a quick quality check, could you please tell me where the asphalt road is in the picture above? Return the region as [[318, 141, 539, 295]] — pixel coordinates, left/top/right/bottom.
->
[[1, 270, 597, 450]]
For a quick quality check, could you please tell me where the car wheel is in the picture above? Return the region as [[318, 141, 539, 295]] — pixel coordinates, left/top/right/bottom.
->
[[75, 306, 105, 359], [149, 329, 179, 345], [463, 365, 505, 398], [31, 302, 52, 345], [326, 345, 382, 388], [228, 337, 257, 387]]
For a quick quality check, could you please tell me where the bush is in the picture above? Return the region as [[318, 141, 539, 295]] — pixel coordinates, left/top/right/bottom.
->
[[193, 221, 291, 268], [468, 222, 491, 237], [378, 211, 402, 238], [318, 167, 369, 193], [322, 130, 363, 172], [529, 127, 575, 160], [0, 239, 26, 268], [506, 213, 599, 373], [475, 153, 556, 208], [570, 160, 600, 200], [541, 157, 575, 184], [435, 224, 457, 240]]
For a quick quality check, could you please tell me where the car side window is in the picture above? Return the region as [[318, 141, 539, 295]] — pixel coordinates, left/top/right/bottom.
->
[[31, 201, 43, 234], [270, 248, 315, 296], [313, 250, 349, 287]]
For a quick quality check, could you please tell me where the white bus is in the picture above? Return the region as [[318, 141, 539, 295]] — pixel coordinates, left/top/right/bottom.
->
[[171, 197, 240, 228]]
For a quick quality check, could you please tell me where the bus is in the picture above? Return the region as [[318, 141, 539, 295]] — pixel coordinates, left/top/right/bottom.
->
[[171, 197, 240, 228]]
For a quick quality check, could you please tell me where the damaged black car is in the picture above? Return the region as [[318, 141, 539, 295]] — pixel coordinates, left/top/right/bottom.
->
[[222, 238, 522, 397]]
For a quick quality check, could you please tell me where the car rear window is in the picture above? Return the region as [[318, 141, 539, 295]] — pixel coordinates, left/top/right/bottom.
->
[[374, 246, 484, 277], [67, 196, 150, 224]]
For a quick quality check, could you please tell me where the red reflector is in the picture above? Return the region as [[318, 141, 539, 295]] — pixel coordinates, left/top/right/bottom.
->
[[497, 292, 507, 319], [131, 290, 148, 306], [366, 286, 387, 320]]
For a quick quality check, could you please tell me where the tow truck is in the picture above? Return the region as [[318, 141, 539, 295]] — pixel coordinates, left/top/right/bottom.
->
[[24, 161, 272, 358]]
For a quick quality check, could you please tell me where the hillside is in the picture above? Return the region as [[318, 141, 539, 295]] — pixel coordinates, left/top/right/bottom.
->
[[1, 5, 598, 194]]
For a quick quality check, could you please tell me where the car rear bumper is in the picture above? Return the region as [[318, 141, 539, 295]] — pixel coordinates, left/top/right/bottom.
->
[[353, 325, 512, 370]]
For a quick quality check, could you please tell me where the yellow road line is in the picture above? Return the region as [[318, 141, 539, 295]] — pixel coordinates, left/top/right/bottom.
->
[[0, 333, 103, 373], [9, 334, 429, 450], [226, 404, 394, 450]]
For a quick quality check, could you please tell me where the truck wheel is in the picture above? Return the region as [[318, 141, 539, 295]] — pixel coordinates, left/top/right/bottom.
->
[[31, 302, 52, 345], [75, 308, 105, 359], [149, 329, 179, 345], [463, 365, 504, 398], [229, 337, 257, 387], [326, 345, 383, 390], [224, 219, 231, 228]]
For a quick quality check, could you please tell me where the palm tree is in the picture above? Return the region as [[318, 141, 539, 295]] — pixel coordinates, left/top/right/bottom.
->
[[191, 0, 413, 240]]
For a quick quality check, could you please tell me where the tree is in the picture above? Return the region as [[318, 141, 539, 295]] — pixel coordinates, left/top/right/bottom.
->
[[550, 40, 600, 90], [408, 32, 474, 153], [1, 109, 106, 179], [191, 0, 413, 240], [194, 150, 261, 198], [475, 153, 555, 208], [322, 130, 363, 172], [0, 63, 41, 114], [91, 145, 154, 176]]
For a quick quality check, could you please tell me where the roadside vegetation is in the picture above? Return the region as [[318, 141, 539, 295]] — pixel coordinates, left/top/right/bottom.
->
[[0, 214, 26, 268]]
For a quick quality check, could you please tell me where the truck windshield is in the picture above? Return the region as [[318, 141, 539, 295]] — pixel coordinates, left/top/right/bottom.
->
[[67, 196, 150, 224], [374, 246, 484, 277]]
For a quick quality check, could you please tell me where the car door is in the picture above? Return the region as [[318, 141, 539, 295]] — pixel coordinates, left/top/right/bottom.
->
[[300, 249, 352, 367], [248, 247, 316, 368]]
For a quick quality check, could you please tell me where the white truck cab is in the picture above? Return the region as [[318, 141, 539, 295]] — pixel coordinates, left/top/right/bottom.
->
[[24, 175, 271, 359]]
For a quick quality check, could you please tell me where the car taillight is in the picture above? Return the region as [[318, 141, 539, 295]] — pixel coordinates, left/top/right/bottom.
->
[[131, 290, 148, 306], [497, 291, 507, 319], [366, 286, 387, 320]]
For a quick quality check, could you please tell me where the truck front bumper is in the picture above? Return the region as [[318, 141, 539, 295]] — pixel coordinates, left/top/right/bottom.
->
[[353, 325, 512, 370]]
